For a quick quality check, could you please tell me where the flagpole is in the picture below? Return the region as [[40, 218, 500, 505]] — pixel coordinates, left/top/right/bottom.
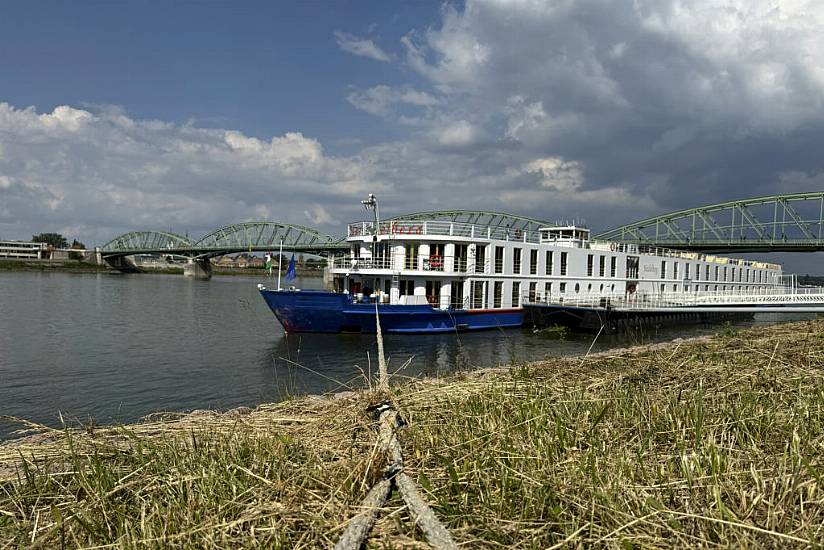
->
[[277, 238, 283, 291]]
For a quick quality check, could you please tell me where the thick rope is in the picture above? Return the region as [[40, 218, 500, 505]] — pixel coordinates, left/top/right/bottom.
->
[[334, 301, 457, 550]]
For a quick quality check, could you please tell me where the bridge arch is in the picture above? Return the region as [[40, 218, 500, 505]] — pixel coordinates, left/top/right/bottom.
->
[[595, 192, 824, 253], [191, 222, 345, 257], [100, 231, 192, 256], [389, 210, 551, 233]]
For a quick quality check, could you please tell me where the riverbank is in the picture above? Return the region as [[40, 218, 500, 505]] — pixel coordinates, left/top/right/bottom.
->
[[2, 320, 823, 547], [0, 258, 110, 273]]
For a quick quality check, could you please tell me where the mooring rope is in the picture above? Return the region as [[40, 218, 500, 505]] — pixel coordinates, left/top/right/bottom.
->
[[334, 303, 457, 550]]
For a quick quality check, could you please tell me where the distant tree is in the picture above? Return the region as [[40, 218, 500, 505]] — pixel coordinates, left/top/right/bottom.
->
[[32, 233, 68, 248], [71, 239, 86, 250]]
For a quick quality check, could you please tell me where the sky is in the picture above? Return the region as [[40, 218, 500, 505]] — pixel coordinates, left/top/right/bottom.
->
[[1, 0, 823, 272]]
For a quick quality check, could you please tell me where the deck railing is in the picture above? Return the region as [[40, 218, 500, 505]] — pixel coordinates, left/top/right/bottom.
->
[[346, 219, 781, 270], [332, 254, 474, 273], [523, 285, 824, 310]]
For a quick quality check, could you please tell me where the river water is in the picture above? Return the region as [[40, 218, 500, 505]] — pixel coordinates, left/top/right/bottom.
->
[[0, 271, 804, 439]]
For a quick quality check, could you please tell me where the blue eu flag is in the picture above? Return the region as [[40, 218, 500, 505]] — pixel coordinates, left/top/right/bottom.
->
[[285, 253, 296, 281]]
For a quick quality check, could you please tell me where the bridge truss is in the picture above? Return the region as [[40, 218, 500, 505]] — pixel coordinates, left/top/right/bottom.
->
[[595, 192, 824, 252], [101, 223, 347, 258], [389, 210, 551, 233]]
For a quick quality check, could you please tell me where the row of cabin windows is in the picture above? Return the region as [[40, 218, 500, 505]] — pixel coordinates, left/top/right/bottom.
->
[[395, 243, 772, 283], [659, 260, 769, 283]]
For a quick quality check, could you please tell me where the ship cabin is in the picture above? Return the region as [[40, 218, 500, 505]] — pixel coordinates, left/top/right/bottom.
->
[[327, 218, 783, 311]]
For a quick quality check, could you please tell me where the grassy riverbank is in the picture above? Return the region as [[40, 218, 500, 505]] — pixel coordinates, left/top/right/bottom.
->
[[2, 320, 823, 547]]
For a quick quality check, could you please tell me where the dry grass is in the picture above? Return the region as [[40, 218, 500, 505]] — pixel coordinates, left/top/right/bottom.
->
[[2, 320, 824, 548]]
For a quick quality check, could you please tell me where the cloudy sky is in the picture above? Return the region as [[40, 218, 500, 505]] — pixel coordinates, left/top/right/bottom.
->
[[1, 0, 823, 270]]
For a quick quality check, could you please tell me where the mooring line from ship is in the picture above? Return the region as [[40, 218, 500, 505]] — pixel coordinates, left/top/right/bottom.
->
[[334, 302, 458, 550]]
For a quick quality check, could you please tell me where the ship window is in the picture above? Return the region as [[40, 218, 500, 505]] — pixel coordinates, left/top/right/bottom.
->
[[673, 262, 679, 279], [450, 281, 463, 309], [511, 282, 521, 307], [610, 256, 617, 277], [471, 281, 485, 308], [475, 245, 486, 273], [494, 246, 504, 274], [685, 263, 690, 279], [695, 264, 700, 281], [660, 284, 665, 293], [574, 283, 580, 293], [673, 284, 678, 292], [661, 261, 666, 279], [529, 249, 537, 275], [599, 284, 603, 292], [714, 266, 719, 280], [529, 281, 537, 301], [544, 282, 552, 298], [454, 244, 468, 272], [493, 281, 503, 308], [586, 254, 593, 277], [384, 279, 391, 296], [626, 256, 639, 279], [560, 282, 566, 294], [545, 251, 553, 275], [428, 244, 444, 272], [425, 280, 441, 307], [610, 284, 615, 292], [400, 279, 414, 296], [587, 283, 592, 292], [599, 255, 605, 277], [404, 244, 418, 270], [706, 265, 710, 280], [560, 252, 568, 276], [513, 248, 522, 274]]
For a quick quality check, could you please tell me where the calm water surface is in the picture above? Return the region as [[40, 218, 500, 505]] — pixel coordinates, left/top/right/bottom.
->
[[0, 271, 802, 439]]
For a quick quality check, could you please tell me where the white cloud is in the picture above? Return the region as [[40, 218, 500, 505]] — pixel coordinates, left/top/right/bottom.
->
[[524, 157, 583, 192], [346, 85, 440, 118], [334, 31, 391, 62], [435, 119, 482, 148]]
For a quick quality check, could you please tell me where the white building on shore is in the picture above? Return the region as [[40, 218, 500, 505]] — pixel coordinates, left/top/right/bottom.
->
[[0, 240, 48, 259]]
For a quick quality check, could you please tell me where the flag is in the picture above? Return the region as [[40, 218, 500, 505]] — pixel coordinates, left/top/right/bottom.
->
[[285, 253, 296, 281]]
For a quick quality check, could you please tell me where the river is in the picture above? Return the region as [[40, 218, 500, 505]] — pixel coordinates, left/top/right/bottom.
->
[[0, 271, 804, 439]]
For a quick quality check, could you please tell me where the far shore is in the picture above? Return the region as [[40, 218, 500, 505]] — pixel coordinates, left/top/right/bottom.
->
[[0, 258, 322, 277]]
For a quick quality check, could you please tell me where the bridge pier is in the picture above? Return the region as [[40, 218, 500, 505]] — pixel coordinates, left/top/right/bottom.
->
[[104, 255, 139, 273], [184, 258, 212, 280]]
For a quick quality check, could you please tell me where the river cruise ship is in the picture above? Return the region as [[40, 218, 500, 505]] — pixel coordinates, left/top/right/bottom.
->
[[259, 209, 783, 333]]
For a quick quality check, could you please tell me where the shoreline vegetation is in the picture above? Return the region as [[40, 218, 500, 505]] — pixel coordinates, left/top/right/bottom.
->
[[2, 320, 824, 547]]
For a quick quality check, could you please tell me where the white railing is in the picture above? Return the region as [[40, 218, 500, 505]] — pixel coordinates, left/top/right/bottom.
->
[[331, 255, 473, 273], [347, 220, 542, 244], [523, 285, 824, 310], [346, 220, 781, 270]]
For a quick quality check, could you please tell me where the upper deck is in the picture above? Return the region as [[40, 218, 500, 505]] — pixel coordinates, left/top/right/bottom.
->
[[346, 219, 780, 271]]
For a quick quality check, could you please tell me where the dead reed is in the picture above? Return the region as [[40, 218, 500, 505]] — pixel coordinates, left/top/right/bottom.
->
[[2, 320, 823, 548]]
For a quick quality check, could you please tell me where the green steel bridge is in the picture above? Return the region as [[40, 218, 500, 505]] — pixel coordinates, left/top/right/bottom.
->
[[100, 222, 349, 260], [594, 192, 824, 252], [100, 192, 824, 276]]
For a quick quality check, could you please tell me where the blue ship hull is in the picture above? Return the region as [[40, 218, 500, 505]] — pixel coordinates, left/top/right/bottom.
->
[[259, 289, 523, 333]]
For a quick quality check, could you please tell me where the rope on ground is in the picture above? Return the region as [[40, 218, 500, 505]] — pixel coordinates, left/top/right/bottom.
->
[[334, 302, 458, 550]]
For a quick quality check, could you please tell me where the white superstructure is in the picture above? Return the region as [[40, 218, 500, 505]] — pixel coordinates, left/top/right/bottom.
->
[[327, 218, 783, 311]]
